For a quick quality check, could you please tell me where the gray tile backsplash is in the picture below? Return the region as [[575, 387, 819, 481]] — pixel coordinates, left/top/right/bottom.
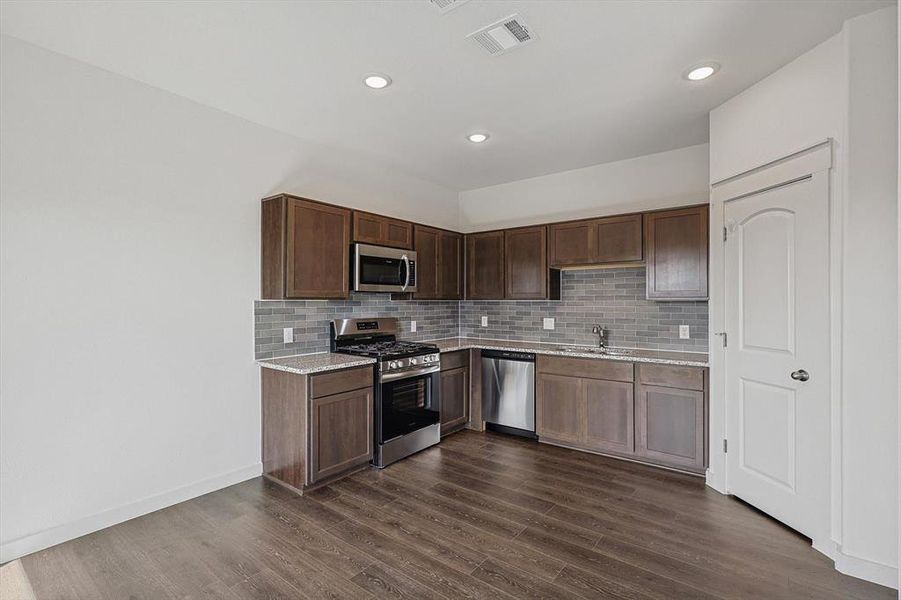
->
[[460, 268, 708, 352], [254, 267, 708, 359], [254, 295, 458, 359]]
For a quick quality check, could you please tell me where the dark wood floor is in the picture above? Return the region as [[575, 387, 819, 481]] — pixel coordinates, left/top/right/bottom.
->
[[21, 430, 895, 599]]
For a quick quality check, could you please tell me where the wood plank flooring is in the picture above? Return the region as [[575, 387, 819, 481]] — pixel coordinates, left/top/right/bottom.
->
[[20, 430, 895, 599]]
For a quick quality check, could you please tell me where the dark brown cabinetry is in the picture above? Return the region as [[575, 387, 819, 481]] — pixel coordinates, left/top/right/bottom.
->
[[309, 387, 373, 483], [466, 227, 560, 300], [466, 231, 505, 299], [353, 210, 413, 249], [645, 205, 708, 300], [440, 350, 469, 435], [414, 225, 462, 300], [536, 356, 634, 452], [261, 195, 351, 299], [549, 214, 643, 267], [261, 365, 373, 493], [635, 364, 705, 471], [505, 226, 554, 300], [535, 356, 707, 474]]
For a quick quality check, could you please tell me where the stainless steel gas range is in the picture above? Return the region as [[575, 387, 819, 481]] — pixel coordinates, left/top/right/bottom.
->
[[330, 318, 440, 468]]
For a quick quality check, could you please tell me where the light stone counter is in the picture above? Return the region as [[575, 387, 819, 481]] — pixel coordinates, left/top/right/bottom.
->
[[257, 353, 376, 375]]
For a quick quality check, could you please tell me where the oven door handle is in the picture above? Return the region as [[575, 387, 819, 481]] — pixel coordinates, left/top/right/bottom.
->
[[400, 254, 410, 291], [380, 364, 440, 382]]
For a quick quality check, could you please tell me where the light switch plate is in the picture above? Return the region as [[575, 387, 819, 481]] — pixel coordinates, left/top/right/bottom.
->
[[543, 317, 555, 330], [481, 316, 488, 327], [410, 320, 417, 333], [283, 327, 294, 343], [679, 325, 690, 339]]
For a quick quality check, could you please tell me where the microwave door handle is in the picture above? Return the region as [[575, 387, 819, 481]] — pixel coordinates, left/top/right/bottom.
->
[[401, 255, 410, 291]]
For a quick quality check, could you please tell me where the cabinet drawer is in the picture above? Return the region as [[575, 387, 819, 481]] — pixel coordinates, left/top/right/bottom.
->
[[537, 355, 633, 382], [310, 365, 373, 398], [440, 350, 468, 371], [637, 363, 704, 391]]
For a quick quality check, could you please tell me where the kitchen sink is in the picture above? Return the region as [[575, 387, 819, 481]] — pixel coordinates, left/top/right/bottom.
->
[[556, 346, 634, 356]]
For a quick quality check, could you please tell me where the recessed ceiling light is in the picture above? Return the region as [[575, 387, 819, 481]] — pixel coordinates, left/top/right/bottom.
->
[[467, 133, 489, 143], [363, 73, 392, 89], [685, 63, 719, 81]]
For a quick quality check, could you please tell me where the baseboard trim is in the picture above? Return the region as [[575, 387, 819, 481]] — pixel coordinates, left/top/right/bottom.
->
[[815, 540, 899, 590], [0, 462, 262, 564]]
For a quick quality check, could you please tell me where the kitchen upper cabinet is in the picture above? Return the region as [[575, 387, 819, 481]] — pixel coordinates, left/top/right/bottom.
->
[[466, 231, 505, 299], [438, 230, 463, 300], [505, 226, 550, 299], [645, 205, 708, 300], [261, 195, 350, 299], [536, 373, 584, 444], [549, 214, 643, 267], [414, 225, 462, 300], [584, 379, 634, 455], [353, 210, 413, 249]]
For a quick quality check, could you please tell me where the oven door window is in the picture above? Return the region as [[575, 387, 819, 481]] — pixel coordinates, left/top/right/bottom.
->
[[359, 255, 406, 287], [380, 374, 439, 442]]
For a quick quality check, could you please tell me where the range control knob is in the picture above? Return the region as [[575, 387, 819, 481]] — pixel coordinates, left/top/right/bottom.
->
[[422, 356, 430, 363], [410, 358, 418, 365], [389, 361, 398, 370]]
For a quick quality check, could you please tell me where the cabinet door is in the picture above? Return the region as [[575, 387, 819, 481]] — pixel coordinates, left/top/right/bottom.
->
[[549, 220, 595, 266], [309, 387, 373, 483], [636, 384, 704, 471], [645, 206, 708, 300], [285, 198, 350, 299], [438, 231, 462, 300], [353, 211, 413, 249], [584, 379, 634, 455], [440, 366, 469, 433], [413, 225, 439, 299], [536, 374, 583, 444], [466, 231, 505, 299], [505, 226, 548, 299], [595, 214, 643, 263]]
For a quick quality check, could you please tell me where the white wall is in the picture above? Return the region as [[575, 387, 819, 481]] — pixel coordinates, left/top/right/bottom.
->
[[458, 144, 709, 232], [709, 6, 899, 589], [0, 34, 459, 562]]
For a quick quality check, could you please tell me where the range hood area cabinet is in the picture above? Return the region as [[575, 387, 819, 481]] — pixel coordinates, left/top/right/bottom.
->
[[465, 227, 561, 300], [261, 194, 351, 300], [352, 210, 413, 250], [413, 225, 462, 300]]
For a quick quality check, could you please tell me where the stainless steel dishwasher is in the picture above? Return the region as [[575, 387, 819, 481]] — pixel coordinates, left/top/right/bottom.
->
[[481, 350, 536, 439]]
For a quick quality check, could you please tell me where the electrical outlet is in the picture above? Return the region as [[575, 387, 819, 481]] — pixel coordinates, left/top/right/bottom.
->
[[283, 327, 294, 343], [543, 317, 555, 330], [410, 320, 417, 333], [481, 316, 488, 327], [679, 325, 690, 339]]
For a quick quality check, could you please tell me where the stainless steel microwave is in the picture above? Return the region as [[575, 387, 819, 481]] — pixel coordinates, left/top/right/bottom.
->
[[353, 243, 417, 293]]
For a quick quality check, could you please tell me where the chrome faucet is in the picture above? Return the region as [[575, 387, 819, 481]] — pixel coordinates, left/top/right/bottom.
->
[[591, 325, 607, 349]]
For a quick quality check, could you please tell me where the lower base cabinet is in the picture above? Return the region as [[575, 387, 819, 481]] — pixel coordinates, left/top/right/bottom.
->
[[261, 365, 373, 493], [536, 356, 707, 474], [309, 387, 373, 483], [440, 351, 469, 434]]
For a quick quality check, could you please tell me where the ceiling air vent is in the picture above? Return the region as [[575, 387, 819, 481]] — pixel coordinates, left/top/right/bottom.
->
[[467, 14, 537, 56], [428, 0, 470, 14]]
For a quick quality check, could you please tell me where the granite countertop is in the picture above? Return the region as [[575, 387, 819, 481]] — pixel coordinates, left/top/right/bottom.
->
[[427, 337, 709, 367], [257, 353, 376, 375]]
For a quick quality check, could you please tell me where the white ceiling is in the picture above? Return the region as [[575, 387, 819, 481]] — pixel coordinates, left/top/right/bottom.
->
[[0, 0, 890, 191]]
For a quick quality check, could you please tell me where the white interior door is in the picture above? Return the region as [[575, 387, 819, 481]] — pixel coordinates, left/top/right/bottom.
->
[[724, 170, 830, 541]]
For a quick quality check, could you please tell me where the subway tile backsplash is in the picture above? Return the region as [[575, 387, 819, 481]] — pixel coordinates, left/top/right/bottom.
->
[[254, 295, 458, 359], [254, 266, 708, 359], [459, 267, 708, 352]]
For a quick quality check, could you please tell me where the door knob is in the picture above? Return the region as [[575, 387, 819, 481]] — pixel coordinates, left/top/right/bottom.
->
[[791, 369, 810, 382]]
